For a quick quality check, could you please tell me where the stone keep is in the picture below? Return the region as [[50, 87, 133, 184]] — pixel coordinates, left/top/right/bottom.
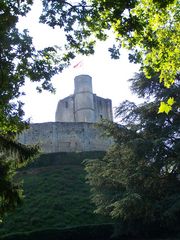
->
[[55, 75, 113, 123], [18, 74, 113, 153]]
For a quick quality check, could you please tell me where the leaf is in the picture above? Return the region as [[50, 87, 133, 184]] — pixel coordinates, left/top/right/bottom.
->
[[167, 97, 175, 106], [158, 97, 175, 114], [158, 101, 172, 114]]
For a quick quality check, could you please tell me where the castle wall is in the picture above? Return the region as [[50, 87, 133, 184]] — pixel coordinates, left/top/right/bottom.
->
[[55, 96, 75, 122], [94, 95, 113, 122], [18, 122, 113, 153]]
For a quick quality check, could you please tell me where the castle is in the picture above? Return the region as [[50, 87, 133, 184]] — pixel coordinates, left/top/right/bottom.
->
[[19, 75, 113, 153], [56, 75, 113, 123]]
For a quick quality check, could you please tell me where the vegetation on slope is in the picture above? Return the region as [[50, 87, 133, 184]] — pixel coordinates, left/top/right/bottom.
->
[[0, 152, 110, 236], [85, 73, 180, 237]]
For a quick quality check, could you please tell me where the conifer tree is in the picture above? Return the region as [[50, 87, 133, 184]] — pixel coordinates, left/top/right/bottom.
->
[[85, 73, 180, 236]]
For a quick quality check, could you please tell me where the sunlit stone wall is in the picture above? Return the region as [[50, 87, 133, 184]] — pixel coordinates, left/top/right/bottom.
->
[[18, 122, 113, 153]]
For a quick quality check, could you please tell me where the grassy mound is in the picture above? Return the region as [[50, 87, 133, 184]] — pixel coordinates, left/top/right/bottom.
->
[[0, 152, 111, 236], [1, 224, 114, 240]]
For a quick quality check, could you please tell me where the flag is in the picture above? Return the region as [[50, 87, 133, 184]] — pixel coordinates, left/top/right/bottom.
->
[[73, 60, 83, 69]]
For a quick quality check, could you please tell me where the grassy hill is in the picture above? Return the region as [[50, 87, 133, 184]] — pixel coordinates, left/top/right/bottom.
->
[[0, 152, 111, 236]]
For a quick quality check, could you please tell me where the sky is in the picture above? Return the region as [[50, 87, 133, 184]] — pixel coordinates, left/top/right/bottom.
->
[[18, 0, 140, 123]]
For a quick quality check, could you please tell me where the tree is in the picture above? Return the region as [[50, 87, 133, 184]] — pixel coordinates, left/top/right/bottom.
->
[[0, 136, 39, 222], [0, 0, 68, 135], [40, 0, 180, 113], [0, 0, 67, 220], [84, 73, 180, 236]]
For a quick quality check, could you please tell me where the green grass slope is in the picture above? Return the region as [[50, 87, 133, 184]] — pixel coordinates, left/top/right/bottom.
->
[[0, 152, 111, 236]]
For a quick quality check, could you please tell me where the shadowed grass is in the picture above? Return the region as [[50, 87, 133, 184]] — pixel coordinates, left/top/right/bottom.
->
[[0, 152, 111, 236]]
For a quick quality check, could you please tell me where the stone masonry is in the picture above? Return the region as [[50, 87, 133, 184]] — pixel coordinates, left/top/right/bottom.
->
[[55, 75, 113, 123], [19, 122, 113, 153], [19, 75, 113, 153]]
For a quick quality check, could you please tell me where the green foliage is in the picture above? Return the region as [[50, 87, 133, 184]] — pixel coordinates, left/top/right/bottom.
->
[[85, 73, 180, 237], [158, 97, 176, 114], [0, 135, 39, 222], [0, 0, 68, 136], [0, 152, 110, 236], [40, 0, 180, 113], [0, 0, 66, 219]]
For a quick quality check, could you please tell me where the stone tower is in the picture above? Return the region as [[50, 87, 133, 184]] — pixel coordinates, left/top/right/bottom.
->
[[19, 74, 114, 153], [74, 75, 95, 122], [55, 74, 113, 122]]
